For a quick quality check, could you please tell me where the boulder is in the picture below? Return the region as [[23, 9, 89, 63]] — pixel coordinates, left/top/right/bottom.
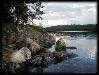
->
[[29, 52, 56, 68], [10, 62, 26, 73], [2, 35, 8, 45], [10, 50, 26, 63], [27, 41, 41, 55], [29, 51, 78, 68], [2, 34, 16, 46], [16, 37, 29, 49], [55, 38, 66, 51], [19, 47, 31, 60], [44, 35, 56, 48], [40, 52, 56, 66], [53, 51, 78, 63], [53, 51, 68, 62], [50, 35, 56, 44], [10, 47, 31, 63], [8, 34, 16, 45], [29, 55, 43, 67], [16, 37, 41, 55], [2, 60, 26, 73]]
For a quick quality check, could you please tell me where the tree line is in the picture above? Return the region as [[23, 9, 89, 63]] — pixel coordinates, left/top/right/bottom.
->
[[45, 24, 97, 32]]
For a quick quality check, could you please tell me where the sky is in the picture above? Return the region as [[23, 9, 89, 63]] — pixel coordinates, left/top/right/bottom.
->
[[31, 2, 97, 28]]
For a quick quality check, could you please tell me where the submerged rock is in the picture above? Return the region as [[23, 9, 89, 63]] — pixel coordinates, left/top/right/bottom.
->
[[55, 38, 66, 51]]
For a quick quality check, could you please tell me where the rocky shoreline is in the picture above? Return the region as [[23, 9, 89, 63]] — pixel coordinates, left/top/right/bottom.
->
[[2, 51, 77, 73], [2, 23, 78, 73]]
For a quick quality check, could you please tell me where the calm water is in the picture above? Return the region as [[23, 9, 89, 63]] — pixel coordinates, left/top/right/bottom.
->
[[58, 31, 91, 32], [43, 35, 97, 73]]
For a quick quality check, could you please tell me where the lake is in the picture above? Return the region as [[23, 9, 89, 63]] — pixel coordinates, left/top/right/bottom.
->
[[58, 31, 91, 32], [43, 34, 97, 73]]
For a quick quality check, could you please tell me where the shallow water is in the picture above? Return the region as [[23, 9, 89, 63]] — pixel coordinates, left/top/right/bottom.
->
[[43, 35, 97, 73]]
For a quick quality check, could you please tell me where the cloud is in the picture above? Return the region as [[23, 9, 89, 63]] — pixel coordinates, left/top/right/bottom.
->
[[30, 2, 97, 27]]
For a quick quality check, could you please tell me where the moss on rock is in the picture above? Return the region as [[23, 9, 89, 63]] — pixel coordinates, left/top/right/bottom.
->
[[55, 38, 66, 51]]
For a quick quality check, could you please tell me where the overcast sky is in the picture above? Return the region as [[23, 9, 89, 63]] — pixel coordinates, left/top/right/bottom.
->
[[32, 2, 97, 28]]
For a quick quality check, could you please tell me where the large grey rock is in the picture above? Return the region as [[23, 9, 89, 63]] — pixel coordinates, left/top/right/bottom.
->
[[10, 50, 26, 63], [10, 47, 31, 63], [19, 47, 31, 60]]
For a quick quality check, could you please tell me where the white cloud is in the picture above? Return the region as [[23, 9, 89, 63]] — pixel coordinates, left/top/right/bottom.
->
[[88, 7, 96, 13], [32, 19, 67, 28], [29, 2, 97, 27]]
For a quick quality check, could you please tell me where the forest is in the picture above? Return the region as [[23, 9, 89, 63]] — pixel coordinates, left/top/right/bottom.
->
[[45, 24, 97, 32]]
